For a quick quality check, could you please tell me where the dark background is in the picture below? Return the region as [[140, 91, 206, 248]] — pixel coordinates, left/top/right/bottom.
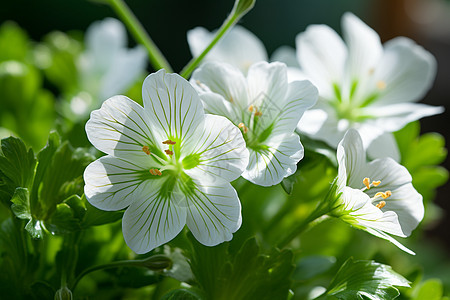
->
[[1, 0, 449, 247]]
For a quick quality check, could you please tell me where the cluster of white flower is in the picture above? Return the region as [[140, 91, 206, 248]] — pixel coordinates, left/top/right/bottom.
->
[[83, 13, 441, 254]]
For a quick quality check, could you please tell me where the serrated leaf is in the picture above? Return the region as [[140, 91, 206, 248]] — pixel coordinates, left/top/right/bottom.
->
[[326, 258, 410, 300], [10, 187, 31, 220]]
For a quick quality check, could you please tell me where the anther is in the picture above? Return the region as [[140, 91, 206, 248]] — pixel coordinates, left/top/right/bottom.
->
[[255, 110, 262, 117], [372, 180, 381, 187], [374, 191, 392, 199], [165, 149, 173, 156], [375, 200, 386, 209], [149, 168, 162, 176], [363, 178, 371, 190], [142, 146, 151, 155], [376, 80, 386, 90], [238, 123, 248, 134], [162, 140, 176, 145], [248, 105, 254, 112]]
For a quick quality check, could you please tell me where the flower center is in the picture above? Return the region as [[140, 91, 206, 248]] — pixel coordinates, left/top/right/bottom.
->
[[360, 177, 392, 209], [142, 139, 184, 176]]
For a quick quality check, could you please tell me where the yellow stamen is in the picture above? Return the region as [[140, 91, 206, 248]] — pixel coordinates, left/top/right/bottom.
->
[[376, 80, 386, 90], [374, 191, 392, 199], [255, 110, 262, 117], [162, 140, 176, 145], [238, 123, 248, 134], [372, 180, 381, 187], [142, 146, 151, 155], [375, 200, 386, 209], [165, 149, 173, 156], [149, 168, 162, 176], [363, 177, 371, 190], [229, 96, 234, 103], [248, 105, 254, 112], [384, 190, 392, 198]]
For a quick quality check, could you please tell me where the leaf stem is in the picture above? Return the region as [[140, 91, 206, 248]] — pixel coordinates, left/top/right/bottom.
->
[[107, 0, 173, 72]]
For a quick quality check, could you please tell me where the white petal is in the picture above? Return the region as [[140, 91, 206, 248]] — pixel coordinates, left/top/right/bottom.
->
[[362, 157, 412, 189], [365, 227, 415, 255], [246, 62, 288, 110], [85, 18, 126, 70], [142, 69, 205, 145], [366, 132, 401, 162], [243, 133, 303, 186], [99, 46, 147, 99], [195, 92, 241, 125], [184, 115, 249, 183], [185, 180, 242, 246], [86, 95, 157, 162], [122, 180, 187, 254], [363, 103, 444, 132], [269, 80, 318, 137], [337, 129, 366, 188], [372, 37, 437, 106], [296, 24, 347, 99], [191, 61, 248, 110], [270, 45, 300, 68], [187, 25, 268, 73], [341, 12, 382, 100], [84, 156, 153, 211]]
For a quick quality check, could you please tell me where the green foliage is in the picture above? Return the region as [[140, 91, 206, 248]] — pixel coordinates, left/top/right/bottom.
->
[[326, 258, 410, 299], [395, 122, 448, 203], [188, 236, 295, 300], [411, 279, 443, 300]]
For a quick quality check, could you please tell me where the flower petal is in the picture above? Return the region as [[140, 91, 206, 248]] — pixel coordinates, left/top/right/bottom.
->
[[341, 12, 382, 100], [142, 69, 205, 145], [363, 103, 444, 132], [99, 46, 147, 100], [191, 61, 248, 110], [193, 92, 241, 125], [86, 95, 157, 162], [270, 45, 300, 68], [372, 37, 437, 106], [184, 115, 249, 183], [187, 25, 268, 72], [269, 79, 318, 137], [84, 155, 152, 211], [365, 227, 415, 255], [296, 24, 347, 99], [246, 61, 288, 110], [185, 180, 242, 246], [244, 133, 303, 186], [366, 132, 401, 162], [337, 129, 366, 188], [122, 180, 187, 254]]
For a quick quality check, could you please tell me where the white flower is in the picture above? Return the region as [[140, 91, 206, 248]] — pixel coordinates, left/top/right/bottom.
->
[[191, 61, 317, 186], [83, 69, 249, 254], [333, 129, 423, 254], [296, 12, 443, 161], [70, 18, 147, 118], [187, 25, 267, 73]]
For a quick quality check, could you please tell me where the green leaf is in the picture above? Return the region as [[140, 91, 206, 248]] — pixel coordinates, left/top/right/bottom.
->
[[293, 255, 336, 281], [281, 172, 297, 194], [326, 258, 410, 300], [81, 195, 124, 227], [161, 289, 204, 300], [10, 187, 31, 220], [0, 22, 29, 62], [411, 279, 443, 300]]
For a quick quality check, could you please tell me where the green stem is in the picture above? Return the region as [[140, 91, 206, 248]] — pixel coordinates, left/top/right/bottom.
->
[[107, 0, 173, 72], [70, 255, 170, 291], [60, 232, 82, 288], [180, 6, 242, 78]]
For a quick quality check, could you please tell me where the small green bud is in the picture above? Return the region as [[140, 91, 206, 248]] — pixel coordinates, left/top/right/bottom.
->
[[54, 286, 72, 300]]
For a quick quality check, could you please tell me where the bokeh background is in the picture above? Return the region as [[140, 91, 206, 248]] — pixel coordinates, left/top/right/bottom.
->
[[1, 0, 449, 263]]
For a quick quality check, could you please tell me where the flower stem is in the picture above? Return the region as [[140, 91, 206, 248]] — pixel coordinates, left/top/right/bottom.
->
[[70, 255, 171, 291], [179, 0, 255, 78], [107, 0, 173, 72]]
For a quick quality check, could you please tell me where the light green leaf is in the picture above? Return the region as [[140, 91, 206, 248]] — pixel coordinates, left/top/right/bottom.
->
[[0, 22, 29, 62], [411, 279, 443, 300], [326, 258, 410, 300], [10, 187, 31, 220], [293, 255, 336, 281], [281, 172, 297, 195]]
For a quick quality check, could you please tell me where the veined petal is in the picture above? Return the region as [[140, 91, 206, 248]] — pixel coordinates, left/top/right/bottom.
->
[[296, 24, 347, 99], [194, 92, 241, 125], [84, 155, 153, 211], [337, 129, 366, 188], [142, 69, 205, 144], [99, 46, 147, 100], [187, 25, 268, 73], [363, 103, 444, 132], [371, 37, 437, 106], [366, 132, 401, 162], [86, 95, 157, 162], [185, 179, 242, 246], [269, 80, 318, 137], [365, 227, 415, 255], [246, 62, 288, 110], [244, 133, 303, 186], [341, 12, 382, 100], [122, 180, 187, 254], [184, 115, 249, 183], [191, 61, 248, 110], [362, 157, 412, 189]]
